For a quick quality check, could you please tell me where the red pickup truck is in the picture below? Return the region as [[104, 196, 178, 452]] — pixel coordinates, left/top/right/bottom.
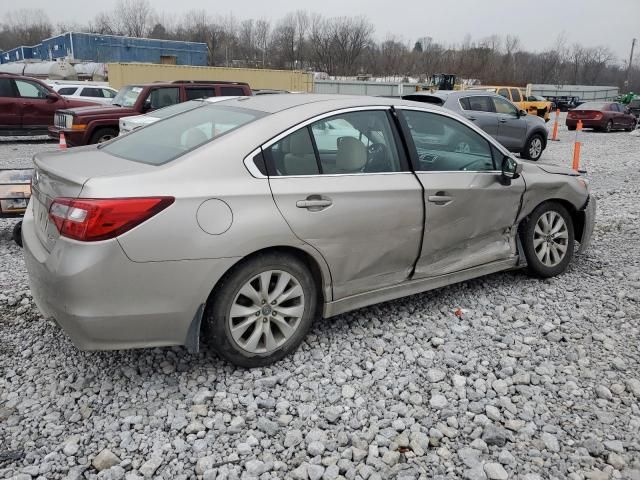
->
[[0, 73, 97, 137], [49, 80, 252, 146]]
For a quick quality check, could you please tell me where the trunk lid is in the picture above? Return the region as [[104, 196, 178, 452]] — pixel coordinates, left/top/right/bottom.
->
[[31, 146, 154, 252]]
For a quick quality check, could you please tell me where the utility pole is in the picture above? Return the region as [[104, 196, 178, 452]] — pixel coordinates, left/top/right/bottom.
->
[[626, 38, 637, 91]]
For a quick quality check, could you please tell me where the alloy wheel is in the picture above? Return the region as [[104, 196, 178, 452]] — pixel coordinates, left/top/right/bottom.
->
[[529, 137, 542, 159], [228, 270, 305, 354], [533, 211, 569, 267], [98, 134, 115, 143]]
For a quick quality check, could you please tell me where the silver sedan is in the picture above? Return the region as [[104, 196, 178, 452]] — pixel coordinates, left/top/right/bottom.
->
[[22, 94, 595, 367]]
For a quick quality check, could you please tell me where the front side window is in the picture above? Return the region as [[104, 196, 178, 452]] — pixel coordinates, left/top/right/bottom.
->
[[147, 87, 180, 109], [15, 80, 49, 99], [264, 110, 404, 176], [57, 87, 78, 95], [461, 96, 494, 113], [103, 105, 265, 165], [186, 87, 216, 100], [497, 88, 510, 100], [510, 89, 522, 102], [493, 96, 518, 115], [220, 86, 246, 96], [401, 109, 495, 172]]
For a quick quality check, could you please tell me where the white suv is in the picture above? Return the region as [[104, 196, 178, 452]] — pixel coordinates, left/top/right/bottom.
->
[[49, 83, 118, 105]]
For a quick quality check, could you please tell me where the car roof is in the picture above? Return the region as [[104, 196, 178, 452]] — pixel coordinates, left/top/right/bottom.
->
[[203, 93, 458, 114], [403, 90, 499, 100]]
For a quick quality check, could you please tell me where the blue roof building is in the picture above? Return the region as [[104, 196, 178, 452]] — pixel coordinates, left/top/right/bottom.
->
[[0, 32, 208, 65]]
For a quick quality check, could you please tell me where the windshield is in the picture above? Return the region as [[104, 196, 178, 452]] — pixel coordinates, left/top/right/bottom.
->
[[103, 104, 266, 164], [150, 100, 204, 119], [112, 85, 144, 107]]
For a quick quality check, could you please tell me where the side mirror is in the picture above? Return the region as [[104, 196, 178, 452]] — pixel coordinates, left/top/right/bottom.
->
[[500, 156, 523, 185], [518, 109, 528, 117], [141, 99, 152, 112], [46, 93, 59, 102]]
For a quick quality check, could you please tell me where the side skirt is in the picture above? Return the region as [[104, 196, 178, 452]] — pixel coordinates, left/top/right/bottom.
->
[[323, 257, 519, 318]]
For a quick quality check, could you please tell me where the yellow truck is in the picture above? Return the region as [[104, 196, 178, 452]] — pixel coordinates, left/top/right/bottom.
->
[[469, 86, 552, 122]]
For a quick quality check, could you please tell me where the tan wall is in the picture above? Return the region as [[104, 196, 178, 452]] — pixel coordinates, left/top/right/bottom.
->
[[106, 63, 314, 92]]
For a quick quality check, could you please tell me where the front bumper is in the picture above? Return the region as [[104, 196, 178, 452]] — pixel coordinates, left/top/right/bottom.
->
[[22, 203, 238, 351], [47, 126, 86, 146], [577, 195, 596, 254]]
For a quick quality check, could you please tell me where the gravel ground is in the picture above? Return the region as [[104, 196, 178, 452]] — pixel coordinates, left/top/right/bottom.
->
[[1, 117, 639, 480]]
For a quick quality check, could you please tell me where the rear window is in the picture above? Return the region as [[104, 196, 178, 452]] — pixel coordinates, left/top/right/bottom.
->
[[103, 104, 266, 165], [577, 102, 607, 110]]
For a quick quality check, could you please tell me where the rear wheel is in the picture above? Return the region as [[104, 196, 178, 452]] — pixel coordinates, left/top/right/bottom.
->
[[604, 120, 613, 133], [204, 253, 317, 367], [567, 125, 576, 131], [520, 201, 574, 278], [521, 134, 544, 161], [90, 127, 118, 144], [12, 221, 22, 248]]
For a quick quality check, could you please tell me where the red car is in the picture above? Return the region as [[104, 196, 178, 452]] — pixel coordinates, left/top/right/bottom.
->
[[0, 73, 97, 136], [566, 101, 636, 132]]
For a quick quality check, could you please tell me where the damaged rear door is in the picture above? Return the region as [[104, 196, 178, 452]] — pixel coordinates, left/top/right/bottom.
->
[[265, 107, 424, 300]]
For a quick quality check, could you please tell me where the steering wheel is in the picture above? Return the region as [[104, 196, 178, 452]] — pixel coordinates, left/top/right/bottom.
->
[[366, 142, 389, 172]]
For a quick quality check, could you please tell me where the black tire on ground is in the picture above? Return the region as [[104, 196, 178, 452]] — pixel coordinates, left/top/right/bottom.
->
[[12, 221, 23, 248], [520, 201, 575, 278], [203, 252, 317, 368], [520, 133, 545, 161], [604, 120, 613, 133], [89, 127, 118, 144], [567, 126, 576, 131]]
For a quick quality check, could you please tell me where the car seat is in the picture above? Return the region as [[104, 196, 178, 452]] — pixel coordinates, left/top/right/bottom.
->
[[283, 130, 318, 175], [335, 137, 367, 173]]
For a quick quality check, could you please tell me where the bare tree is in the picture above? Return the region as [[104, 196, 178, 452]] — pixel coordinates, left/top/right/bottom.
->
[[114, 0, 155, 37], [1, 9, 52, 48]]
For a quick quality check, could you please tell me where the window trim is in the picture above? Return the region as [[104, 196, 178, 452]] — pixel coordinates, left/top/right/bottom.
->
[[394, 105, 507, 174], [255, 106, 412, 179]]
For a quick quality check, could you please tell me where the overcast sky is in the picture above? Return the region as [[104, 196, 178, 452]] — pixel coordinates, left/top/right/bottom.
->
[[3, 0, 639, 61]]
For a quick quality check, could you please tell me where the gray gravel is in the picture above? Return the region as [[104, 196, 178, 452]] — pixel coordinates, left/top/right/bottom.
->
[[1, 117, 639, 480]]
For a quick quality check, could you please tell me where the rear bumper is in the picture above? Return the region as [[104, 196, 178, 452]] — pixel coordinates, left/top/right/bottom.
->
[[47, 126, 86, 146], [22, 202, 238, 351], [578, 196, 596, 254], [565, 119, 604, 129]]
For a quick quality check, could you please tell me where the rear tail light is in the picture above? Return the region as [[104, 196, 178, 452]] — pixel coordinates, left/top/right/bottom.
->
[[593, 113, 603, 120], [49, 197, 174, 242], [567, 111, 575, 118]]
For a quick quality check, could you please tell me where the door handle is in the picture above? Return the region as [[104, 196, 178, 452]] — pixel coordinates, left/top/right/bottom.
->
[[296, 197, 333, 210], [499, 118, 508, 123], [428, 193, 453, 205], [466, 115, 477, 121]]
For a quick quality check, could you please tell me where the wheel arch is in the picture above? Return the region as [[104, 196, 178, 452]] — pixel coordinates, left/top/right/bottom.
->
[[517, 197, 585, 243], [186, 245, 332, 353]]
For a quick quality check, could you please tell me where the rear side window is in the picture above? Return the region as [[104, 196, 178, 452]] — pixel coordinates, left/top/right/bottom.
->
[[220, 86, 247, 96], [103, 105, 265, 165], [0, 79, 14, 97], [57, 87, 78, 95], [81, 87, 104, 98], [186, 87, 216, 100], [461, 96, 494, 112], [497, 88, 510, 100], [266, 128, 320, 176], [609, 104, 620, 112], [510, 89, 522, 102]]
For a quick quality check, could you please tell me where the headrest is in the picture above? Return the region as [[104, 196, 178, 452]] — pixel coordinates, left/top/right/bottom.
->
[[336, 137, 366, 173], [288, 129, 314, 155]]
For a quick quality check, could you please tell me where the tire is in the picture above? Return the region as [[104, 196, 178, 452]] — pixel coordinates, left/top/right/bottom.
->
[[567, 126, 576, 131], [520, 201, 575, 278], [12, 221, 23, 248], [604, 120, 613, 133], [521, 133, 544, 161], [89, 127, 118, 144], [203, 252, 317, 367]]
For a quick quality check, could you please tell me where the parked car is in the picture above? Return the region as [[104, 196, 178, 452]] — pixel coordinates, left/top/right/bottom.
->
[[119, 97, 239, 135], [49, 80, 252, 146], [23, 94, 595, 367], [566, 101, 637, 132], [548, 96, 582, 112], [0, 73, 98, 136], [402, 90, 548, 161], [626, 97, 640, 120], [468, 86, 552, 121], [49, 83, 118, 105]]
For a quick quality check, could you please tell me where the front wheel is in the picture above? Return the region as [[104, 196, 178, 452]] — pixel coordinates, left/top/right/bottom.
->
[[521, 134, 544, 161], [90, 127, 118, 144], [204, 253, 317, 367], [520, 202, 575, 278]]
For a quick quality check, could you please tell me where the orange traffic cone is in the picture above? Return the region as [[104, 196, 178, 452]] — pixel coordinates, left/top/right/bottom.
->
[[59, 132, 67, 150]]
